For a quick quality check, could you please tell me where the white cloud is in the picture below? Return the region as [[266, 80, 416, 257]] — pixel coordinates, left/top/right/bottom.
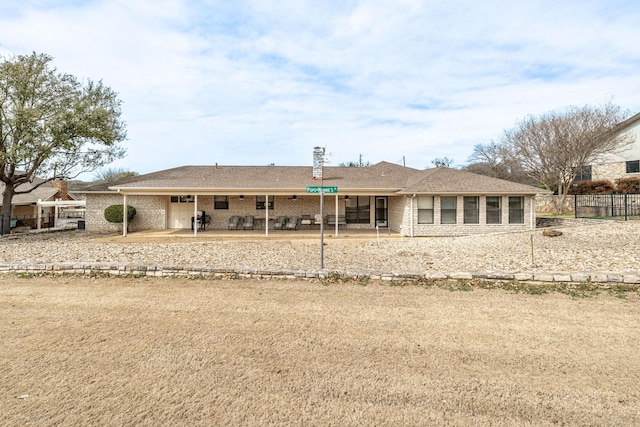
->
[[1, 0, 639, 175]]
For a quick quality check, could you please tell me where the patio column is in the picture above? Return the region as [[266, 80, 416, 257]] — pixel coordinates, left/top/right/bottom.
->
[[335, 194, 339, 236], [265, 194, 269, 237], [193, 195, 198, 237], [37, 199, 42, 230], [122, 194, 127, 237], [529, 196, 534, 230]]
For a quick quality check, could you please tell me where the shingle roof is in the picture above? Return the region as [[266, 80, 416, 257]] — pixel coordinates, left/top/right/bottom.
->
[[399, 167, 546, 195], [11, 187, 59, 204], [0, 179, 59, 206], [77, 162, 546, 195], [82, 161, 419, 193]]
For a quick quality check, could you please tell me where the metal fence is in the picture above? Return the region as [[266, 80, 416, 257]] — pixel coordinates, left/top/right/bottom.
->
[[575, 193, 640, 220], [1, 211, 85, 234]]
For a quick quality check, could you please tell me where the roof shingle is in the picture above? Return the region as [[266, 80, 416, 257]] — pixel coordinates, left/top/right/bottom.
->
[[78, 162, 545, 195]]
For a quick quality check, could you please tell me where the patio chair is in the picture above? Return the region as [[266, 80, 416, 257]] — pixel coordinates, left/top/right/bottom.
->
[[274, 216, 288, 230], [228, 215, 241, 230], [285, 216, 299, 230], [243, 215, 254, 230]]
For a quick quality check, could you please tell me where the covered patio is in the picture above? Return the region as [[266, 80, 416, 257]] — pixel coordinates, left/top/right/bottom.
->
[[119, 191, 366, 237]]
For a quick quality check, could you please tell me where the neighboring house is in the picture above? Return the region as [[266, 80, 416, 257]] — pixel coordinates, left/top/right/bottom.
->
[[0, 179, 78, 229], [580, 112, 640, 183], [79, 161, 547, 237]]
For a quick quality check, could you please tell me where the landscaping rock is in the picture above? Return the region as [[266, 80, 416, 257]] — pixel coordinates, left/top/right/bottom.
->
[[542, 229, 563, 237]]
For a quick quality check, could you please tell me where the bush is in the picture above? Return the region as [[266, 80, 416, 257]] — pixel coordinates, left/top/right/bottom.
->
[[104, 204, 136, 223], [615, 177, 640, 193], [569, 180, 615, 194]]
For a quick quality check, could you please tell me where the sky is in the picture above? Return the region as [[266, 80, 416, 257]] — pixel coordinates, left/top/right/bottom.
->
[[1, 0, 640, 178]]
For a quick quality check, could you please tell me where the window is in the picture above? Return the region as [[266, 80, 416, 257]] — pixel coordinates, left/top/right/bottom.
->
[[463, 196, 479, 224], [417, 196, 434, 224], [345, 196, 370, 224], [440, 196, 457, 224], [626, 160, 640, 174], [214, 196, 228, 210], [486, 196, 502, 224], [170, 195, 194, 203], [575, 165, 592, 182], [256, 196, 274, 210], [509, 196, 524, 224]]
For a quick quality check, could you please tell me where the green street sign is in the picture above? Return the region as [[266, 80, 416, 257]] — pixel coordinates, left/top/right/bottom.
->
[[306, 186, 338, 194]]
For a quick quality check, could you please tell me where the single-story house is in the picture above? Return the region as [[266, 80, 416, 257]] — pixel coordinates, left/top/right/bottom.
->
[[80, 160, 548, 237], [578, 112, 640, 183]]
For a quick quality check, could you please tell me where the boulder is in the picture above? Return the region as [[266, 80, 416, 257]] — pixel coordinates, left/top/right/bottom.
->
[[543, 229, 563, 237]]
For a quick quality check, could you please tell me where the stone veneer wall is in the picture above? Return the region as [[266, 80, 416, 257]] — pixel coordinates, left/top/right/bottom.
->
[[592, 162, 629, 183], [404, 195, 534, 237], [86, 194, 166, 232], [535, 194, 575, 214]]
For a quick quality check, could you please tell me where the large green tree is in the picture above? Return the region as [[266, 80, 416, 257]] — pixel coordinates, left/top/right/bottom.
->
[[0, 52, 126, 234]]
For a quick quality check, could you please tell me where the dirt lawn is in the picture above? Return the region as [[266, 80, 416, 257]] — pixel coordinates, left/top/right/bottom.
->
[[1, 276, 639, 426]]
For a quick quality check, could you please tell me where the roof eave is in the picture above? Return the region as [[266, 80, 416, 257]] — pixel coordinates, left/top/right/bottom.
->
[[109, 186, 405, 195], [397, 190, 546, 195]]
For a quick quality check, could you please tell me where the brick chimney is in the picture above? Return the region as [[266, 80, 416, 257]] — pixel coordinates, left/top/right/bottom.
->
[[52, 179, 70, 200]]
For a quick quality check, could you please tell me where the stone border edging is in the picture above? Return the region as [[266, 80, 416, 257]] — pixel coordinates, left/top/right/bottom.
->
[[1, 263, 639, 285]]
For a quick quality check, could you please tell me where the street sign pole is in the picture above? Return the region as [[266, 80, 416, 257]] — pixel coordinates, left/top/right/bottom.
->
[[306, 185, 337, 269]]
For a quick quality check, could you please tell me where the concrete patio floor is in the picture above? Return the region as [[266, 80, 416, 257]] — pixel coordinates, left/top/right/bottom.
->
[[119, 227, 402, 241]]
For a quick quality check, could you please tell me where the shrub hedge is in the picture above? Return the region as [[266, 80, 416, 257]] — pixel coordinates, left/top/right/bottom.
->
[[569, 180, 615, 194], [570, 177, 640, 194], [615, 177, 640, 193], [104, 205, 136, 223]]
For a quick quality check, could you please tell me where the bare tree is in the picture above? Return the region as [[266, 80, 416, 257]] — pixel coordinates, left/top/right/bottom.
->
[[467, 142, 512, 178], [465, 142, 535, 185], [0, 52, 126, 233], [501, 102, 634, 213]]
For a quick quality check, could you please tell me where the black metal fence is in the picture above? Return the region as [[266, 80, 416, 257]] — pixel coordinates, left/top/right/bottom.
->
[[575, 193, 640, 220]]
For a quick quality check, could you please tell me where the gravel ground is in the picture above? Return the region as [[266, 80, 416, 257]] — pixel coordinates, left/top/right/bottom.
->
[[1, 221, 640, 274]]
